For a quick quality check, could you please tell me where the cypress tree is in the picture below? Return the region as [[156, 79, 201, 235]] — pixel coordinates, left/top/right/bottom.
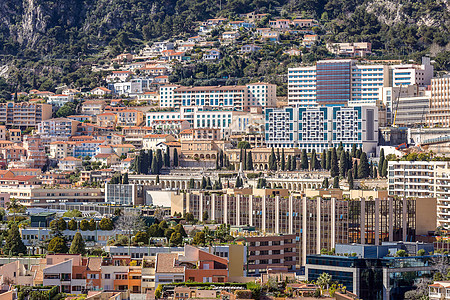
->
[[374, 166, 378, 178], [189, 178, 195, 189], [173, 148, 178, 167], [269, 148, 277, 171], [69, 232, 86, 255], [4, 223, 27, 256], [206, 177, 212, 190], [286, 155, 291, 171], [358, 152, 370, 179], [291, 155, 296, 171], [156, 149, 163, 170], [310, 149, 316, 170], [339, 151, 347, 177], [219, 150, 224, 168], [276, 148, 280, 162], [379, 148, 385, 171], [333, 176, 340, 189], [215, 155, 220, 170], [243, 149, 247, 170], [347, 151, 352, 171], [353, 161, 358, 179], [326, 150, 332, 170], [356, 148, 362, 159], [147, 150, 153, 174], [201, 177, 207, 189], [369, 162, 373, 178], [351, 144, 357, 158], [122, 173, 129, 184], [323, 177, 329, 189], [382, 159, 388, 178], [330, 147, 339, 177], [151, 153, 159, 175], [246, 151, 253, 171], [321, 150, 327, 169], [348, 171, 354, 190], [164, 151, 170, 168], [281, 149, 285, 171], [300, 149, 308, 170]]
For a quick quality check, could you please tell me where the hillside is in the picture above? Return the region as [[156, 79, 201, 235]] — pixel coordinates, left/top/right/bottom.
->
[[0, 0, 448, 99], [0, 0, 448, 57]]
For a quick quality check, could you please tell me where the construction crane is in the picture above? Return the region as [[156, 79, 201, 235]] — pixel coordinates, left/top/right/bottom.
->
[[392, 84, 403, 127]]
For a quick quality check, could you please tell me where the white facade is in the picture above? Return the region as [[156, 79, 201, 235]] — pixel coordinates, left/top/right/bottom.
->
[[288, 66, 317, 106], [391, 57, 433, 87], [265, 106, 378, 153], [159, 85, 180, 108], [247, 83, 277, 107], [388, 160, 450, 228]]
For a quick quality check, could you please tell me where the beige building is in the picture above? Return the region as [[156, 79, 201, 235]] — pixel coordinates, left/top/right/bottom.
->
[[49, 141, 76, 159], [427, 76, 450, 127], [0, 102, 52, 126], [117, 109, 144, 126], [82, 100, 106, 115], [58, 156, 83, 171], [142, 134, 176, 150], [97, 112, 117, 128]]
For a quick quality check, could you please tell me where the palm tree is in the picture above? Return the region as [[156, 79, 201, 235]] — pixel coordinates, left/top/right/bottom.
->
[[7, 198, 25, 222]]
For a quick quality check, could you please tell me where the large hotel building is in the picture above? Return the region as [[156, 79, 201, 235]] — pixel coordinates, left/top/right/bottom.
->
[[287, 58, 433, 108]]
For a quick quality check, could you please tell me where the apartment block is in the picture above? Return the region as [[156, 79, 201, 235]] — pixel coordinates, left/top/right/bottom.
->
[[181, 193, 427, 265], [388, 160, 450, 229], [37, 118, 80, 138], [427, 76, 450, 127], [158, 83, 276, 111], [245, 234, 297, 276], [265, 106, 378, 153], [0, 102, 52, 127]]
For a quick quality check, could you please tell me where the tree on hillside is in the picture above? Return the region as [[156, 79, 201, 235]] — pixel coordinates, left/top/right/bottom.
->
[[323, 177, 329, 189], [246, 151, 253, 170], [339, 151, 347, 177], [99, 218, 114, 230], [164, 151, 170, 168], [326, 150, 332, 170], [381, 159, 388, 178], [348, 171, 354, 190], [68, 219, 77, 231], [48, 236, 68, 253], [330, 148, 338, 177], [280, 149, 285, 171], [69, 232, 86, 255], [4, 223, 27, 256], [300, 149, 308, 170], [358, 152, 370, 179], [321, 150, 327, 169], [333, 177, 340, 189], [173, 148, 179, 167], [269, 148, 277, 171]]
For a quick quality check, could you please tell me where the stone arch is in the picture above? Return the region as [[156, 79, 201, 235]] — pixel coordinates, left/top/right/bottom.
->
[[161, 181, 165, 188], [307, 183, 312, 189], [200, 154, 205, 159], [267, 183, 272, 188], [150, 180, 155, 185], [293, 183, 297, 190], [211, 154, 216, 159], [288, 183, 292, 190], [181, 181, 186, 190], [313, 183, 317, 189], [194, 154, 199, 159], [206, 154, 211, 159], [264, 164, 268, 170], [302, 183, 307, 190]]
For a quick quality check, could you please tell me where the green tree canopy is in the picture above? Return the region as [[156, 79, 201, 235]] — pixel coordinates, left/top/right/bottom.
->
[[48, 236, 69, 253], [4, 223, 27, 256], [69, 232, 86, 255]]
